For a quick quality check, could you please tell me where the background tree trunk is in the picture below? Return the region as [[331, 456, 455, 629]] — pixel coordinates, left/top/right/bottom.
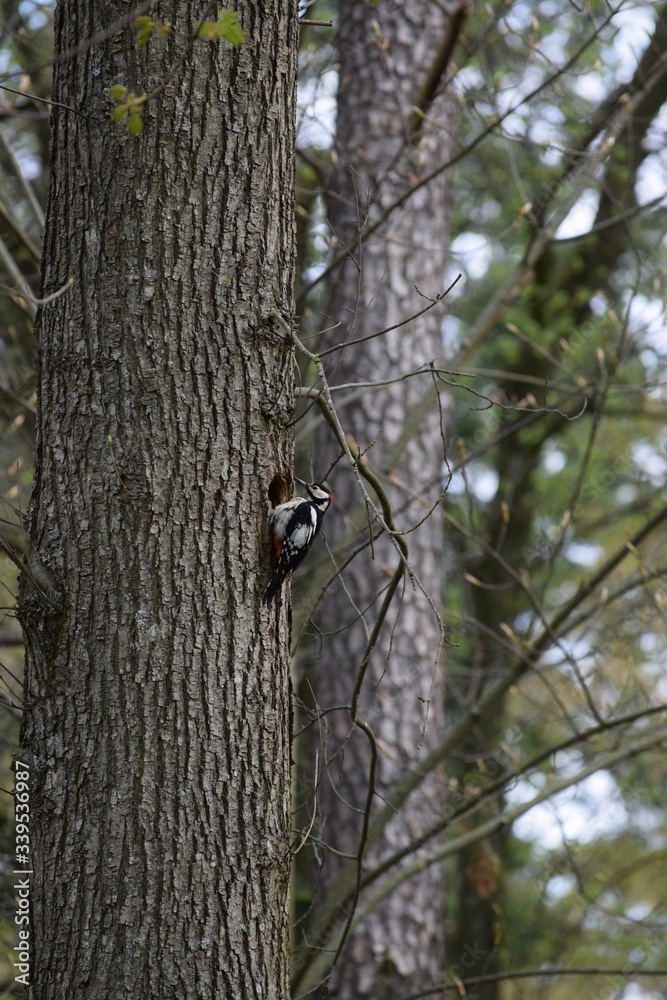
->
[[293, 3, 455, 996], [18, 2, 297, 996], [447, 12, 667, 994]]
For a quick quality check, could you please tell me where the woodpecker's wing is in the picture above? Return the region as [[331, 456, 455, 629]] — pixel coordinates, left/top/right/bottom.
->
[[265, 478, 333, 605], [264, 501, 321, 604], [269, 496, 308, 561]]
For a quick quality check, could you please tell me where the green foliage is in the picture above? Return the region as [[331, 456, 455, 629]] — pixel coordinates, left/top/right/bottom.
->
[[132, 16, 172, 49], [425, 3, 667, 990], [108, 83, 127, 104], [108, 87, 147, 136], [109, 8, 245, 138], [126, 112, 145, 137], [195, 10, 246, 45]]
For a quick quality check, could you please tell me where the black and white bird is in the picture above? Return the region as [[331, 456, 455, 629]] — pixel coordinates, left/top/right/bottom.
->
[[264, 478, 333, 605]]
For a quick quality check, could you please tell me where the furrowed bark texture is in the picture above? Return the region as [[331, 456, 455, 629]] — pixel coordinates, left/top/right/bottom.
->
[[19, 2, 297, 997], [293, 2, 453, 996]]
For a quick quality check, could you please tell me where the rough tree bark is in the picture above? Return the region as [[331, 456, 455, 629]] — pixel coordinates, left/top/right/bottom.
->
[[18, 2, 297, 997], [293, 2, 456, 996]]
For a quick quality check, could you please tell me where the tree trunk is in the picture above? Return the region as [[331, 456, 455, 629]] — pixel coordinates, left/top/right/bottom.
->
[[18, 3, 297, 997], [448, 12, 667, 992], [293, 2, 455, 996]]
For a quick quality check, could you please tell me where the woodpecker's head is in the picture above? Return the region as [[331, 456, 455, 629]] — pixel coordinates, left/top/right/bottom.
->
[[295, 478, 333, 513]]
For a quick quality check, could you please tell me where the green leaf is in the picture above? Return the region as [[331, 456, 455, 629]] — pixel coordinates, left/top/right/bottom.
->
[[136, 25, 154, 48], [111, 104, 127, 123], [196, 10, 245, 45], [217, 10, 246, 45], [126, 113, 144, 137], [196, 19, 220, 41], [109, 84, 127, 103], [132, 15, 170, 45]]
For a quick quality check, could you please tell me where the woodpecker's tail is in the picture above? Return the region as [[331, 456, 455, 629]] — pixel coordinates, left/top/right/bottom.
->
[[264, 567, 287, 605]]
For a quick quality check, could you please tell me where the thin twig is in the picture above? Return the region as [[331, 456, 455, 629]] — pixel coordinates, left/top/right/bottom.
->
[[400, 965, 667, 1000]]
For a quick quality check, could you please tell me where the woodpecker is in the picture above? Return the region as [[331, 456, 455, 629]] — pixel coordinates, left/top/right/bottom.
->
[[264, 478, 333, 605]]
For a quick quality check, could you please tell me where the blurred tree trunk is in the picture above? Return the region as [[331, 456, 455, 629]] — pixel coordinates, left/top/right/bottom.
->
[[294, 3, 457, 996], [18, 2, 297, 997]]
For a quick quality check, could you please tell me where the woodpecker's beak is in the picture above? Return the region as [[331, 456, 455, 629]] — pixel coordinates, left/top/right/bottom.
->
[[294, 477, 309, 489]]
